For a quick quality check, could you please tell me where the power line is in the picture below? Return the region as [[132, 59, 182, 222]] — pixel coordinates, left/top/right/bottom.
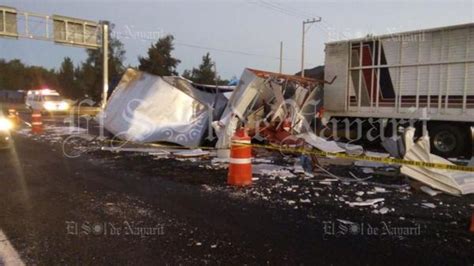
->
[[259, 0, 321, 20], [247, 0, 304, 19], [174, 40, 297, 61], [248, 0, 328, 36], [247, 0, 348, 39]]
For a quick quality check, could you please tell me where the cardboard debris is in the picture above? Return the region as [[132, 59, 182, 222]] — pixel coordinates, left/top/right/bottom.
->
[[400, 128, 474, 195]]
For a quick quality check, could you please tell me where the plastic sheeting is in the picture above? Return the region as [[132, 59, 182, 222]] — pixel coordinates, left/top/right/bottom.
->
[[101, 69, 227, 147]]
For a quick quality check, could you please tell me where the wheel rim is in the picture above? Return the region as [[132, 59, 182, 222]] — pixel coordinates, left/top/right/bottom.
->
[[433, 130, 457, 153]]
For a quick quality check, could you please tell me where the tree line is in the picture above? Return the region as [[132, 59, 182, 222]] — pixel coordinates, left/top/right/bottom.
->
[[0, 25, 228, 103]]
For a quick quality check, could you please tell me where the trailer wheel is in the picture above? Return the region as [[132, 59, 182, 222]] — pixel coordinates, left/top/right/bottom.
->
[[430, 124, 466, 158]]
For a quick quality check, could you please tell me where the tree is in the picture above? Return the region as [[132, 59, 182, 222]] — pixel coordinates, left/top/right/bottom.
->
[[0, 59, 59, 91], [0, 59, 26, 90], [138, 35, 180, 76], [182, 53, 229, 85], [191, 52, 216, 84], [26, 66, 59, 91], [77, 22, 126, 102], [181, 69, 193, 80], [57, 57, 78, 99]]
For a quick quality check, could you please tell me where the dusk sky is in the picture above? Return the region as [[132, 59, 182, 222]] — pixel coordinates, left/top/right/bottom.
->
[[1, 0, 473, 79]]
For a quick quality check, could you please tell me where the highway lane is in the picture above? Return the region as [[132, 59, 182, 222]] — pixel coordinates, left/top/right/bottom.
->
[[0, 114, 472, 264]]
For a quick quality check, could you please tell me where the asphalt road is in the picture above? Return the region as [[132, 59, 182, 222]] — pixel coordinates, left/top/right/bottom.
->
[[0, 113, 473, 265]]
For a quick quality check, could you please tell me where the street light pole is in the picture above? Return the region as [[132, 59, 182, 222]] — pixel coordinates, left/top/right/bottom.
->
[[301, 17, 321, 78]]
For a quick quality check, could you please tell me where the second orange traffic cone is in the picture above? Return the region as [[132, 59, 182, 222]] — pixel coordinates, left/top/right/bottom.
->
[[31, 111, 43, 134]]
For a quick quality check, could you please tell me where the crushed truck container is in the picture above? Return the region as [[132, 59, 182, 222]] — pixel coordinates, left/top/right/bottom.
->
[[101, 69, 227, 147]]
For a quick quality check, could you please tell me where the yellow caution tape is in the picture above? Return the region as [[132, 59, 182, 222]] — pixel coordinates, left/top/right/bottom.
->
[[233, 143, 474, 173], [100, 138, 474, 172]]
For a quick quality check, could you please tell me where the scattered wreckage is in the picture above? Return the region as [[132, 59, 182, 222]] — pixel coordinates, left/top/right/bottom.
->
[[99, 67, 474, 196]]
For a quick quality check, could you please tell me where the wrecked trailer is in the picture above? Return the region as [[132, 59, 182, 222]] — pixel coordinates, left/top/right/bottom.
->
[[101, 68, 228, 147], [98, 68, 474, 197], [213, 68, 325, 154]]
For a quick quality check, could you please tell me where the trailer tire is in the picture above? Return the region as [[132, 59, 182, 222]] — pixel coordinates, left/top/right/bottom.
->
[[429, 124, 466, 158]]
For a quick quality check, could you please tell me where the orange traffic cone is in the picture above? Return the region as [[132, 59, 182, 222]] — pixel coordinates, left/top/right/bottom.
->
[[470, 212, 474, 233], [31, 111, 43, 134], [227, 127, 252, 186]]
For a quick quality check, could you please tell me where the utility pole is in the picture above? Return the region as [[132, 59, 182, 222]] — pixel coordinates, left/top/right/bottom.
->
[[99, 21, 109, 139], [213, 63, 219, 109], [101, 22, 109, 109], [279, 41, 283, 74], [301, 17, 321, 78]]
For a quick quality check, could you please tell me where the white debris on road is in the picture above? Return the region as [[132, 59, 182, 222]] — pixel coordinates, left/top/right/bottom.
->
[[420, 186, 442, 196], [174, 149, 210, 158], [421, 203, 437, 209], [346, 198, 385, 207], [373, 187, 389, 193]]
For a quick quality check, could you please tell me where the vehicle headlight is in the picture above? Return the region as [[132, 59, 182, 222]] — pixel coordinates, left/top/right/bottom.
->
[[0, 118, 13, 131], [43, 101, 56, 110], [59, 101, 70, 110]]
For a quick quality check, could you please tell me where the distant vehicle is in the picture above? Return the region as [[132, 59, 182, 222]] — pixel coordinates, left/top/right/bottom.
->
[[25, 89, 70, 113], [0, 109, 13, 149], [323, 23, 474, 158]]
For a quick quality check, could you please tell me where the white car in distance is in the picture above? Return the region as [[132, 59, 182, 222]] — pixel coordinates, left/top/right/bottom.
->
[[25, 89, 70, 114]]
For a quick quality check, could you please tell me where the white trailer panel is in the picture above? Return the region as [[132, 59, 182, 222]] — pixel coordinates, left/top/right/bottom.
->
[[324, 23, 474, 121]]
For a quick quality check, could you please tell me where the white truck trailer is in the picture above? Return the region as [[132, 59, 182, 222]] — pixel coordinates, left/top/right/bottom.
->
[[323, 23, 474, 157]]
